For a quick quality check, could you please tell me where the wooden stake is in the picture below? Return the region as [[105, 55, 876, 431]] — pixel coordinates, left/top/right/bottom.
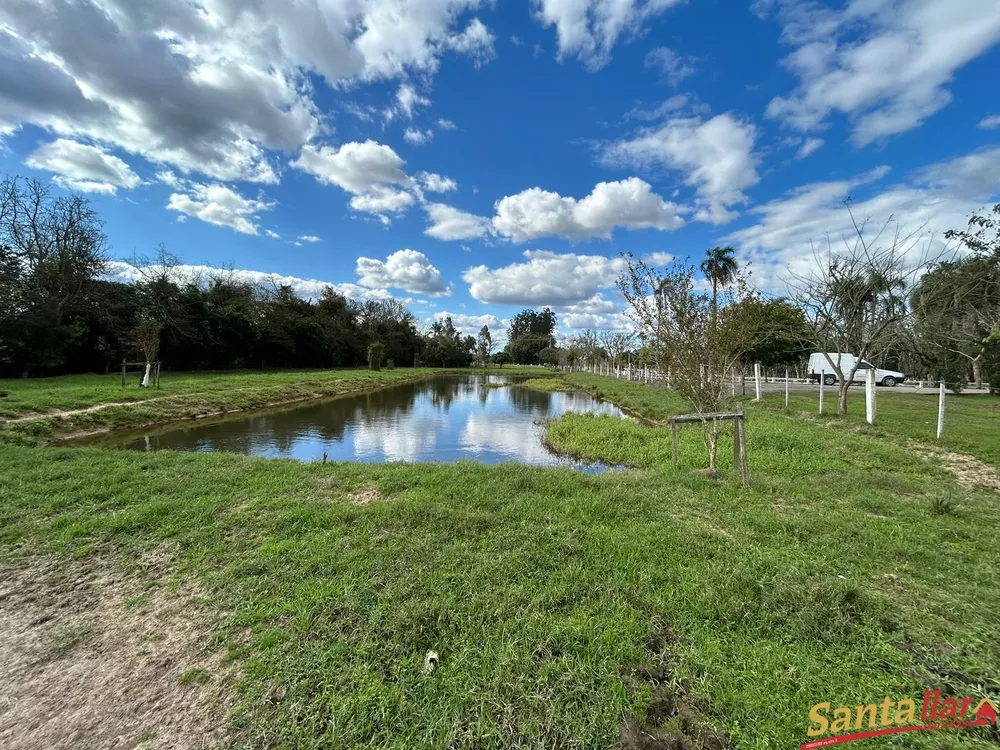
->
[[671, 421, 678, 469], [733, 418, 741, 477], [784, 368, 790, 409], [121, 360, 126, 388], [738, 414, 750, 488]]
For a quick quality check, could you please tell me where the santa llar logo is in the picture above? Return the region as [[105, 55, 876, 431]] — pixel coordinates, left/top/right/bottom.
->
[[801, 691, 998, 748]]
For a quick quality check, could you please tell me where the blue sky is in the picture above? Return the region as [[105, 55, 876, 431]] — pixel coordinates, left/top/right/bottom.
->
[[2, 0, 1000, 341]]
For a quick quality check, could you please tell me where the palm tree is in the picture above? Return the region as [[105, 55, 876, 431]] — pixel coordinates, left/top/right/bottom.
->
[[700, 246, 738, 320]]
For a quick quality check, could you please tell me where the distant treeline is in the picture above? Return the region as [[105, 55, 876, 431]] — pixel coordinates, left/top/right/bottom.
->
[[0, 174, 490, 377]]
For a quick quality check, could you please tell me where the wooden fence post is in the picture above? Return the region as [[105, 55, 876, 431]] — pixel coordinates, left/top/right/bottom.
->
[[670, 421, 678, 468], [733, 418, 741, 478], [738, 413, 750, 488]]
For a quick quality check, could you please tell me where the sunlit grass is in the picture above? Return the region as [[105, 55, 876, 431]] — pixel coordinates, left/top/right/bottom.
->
[[752, 387, 1000, 469], [1, 372, 999, 748]]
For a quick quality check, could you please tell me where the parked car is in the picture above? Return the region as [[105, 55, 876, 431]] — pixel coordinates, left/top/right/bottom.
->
[[807, 353, 906, 387]]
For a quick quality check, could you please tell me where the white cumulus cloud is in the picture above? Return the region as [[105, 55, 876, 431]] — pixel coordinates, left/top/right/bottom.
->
[[356, 249, 451, 296], [533, 0, 685, 70], [763, 0, 1000, 145], [166, 183, 274, 235], [291, 140, 408, 194], [0, 0, 495, 183], [349, 187, 417, 217], [492, 177, 684, 242], [601, 113, 760, 225], [725, 146, 1000, 292], [424, 203, 493, 241], [417, 172, 458, 192], [463, 250, 625, 306], [25, 138, 140, 194], [292, 140, 420, 221]]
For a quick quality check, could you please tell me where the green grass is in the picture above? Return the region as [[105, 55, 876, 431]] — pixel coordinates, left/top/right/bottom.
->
[[752, 387, 1000, 469], [518, 377, 574, 392], [2, 372, 999, 748]]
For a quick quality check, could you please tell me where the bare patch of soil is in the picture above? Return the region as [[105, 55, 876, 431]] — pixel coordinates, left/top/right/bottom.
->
[[0, 556, 235, 750], [618, 622, 731, 750], [350, 488, 385, 506], [908, 440, 1000, 493]]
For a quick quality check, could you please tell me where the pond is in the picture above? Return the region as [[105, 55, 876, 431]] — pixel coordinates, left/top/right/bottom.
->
[[81, 375, 626, 472]]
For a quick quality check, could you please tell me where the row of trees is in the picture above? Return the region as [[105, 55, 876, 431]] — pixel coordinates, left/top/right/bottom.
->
[[0, 175, 485, 376]]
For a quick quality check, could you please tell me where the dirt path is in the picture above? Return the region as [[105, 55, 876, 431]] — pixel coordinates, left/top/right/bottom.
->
[[4, 400, 161, 423], [0, 556, 235, 749]]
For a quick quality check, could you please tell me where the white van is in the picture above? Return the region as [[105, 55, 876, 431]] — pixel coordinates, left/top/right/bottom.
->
[[807, 353, 906, 387]]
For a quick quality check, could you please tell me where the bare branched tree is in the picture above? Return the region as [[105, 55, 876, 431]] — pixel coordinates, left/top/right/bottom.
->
[[0, 176, 107, 373], [908, 203, 1000, 387], [569, 329, 602, 367], [135, 318, 162, 363], [785, 208, 945, 414], [599, 330, 635, 368], [619, 254, 765, 473]]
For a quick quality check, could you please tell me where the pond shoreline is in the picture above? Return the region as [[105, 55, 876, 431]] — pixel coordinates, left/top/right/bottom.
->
[[66, 371, 626, 470], [1, 369, 444, 446], [50, 369, 562, 446]]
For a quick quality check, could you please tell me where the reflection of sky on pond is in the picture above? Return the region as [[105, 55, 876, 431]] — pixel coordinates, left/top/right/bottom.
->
[[86, 375, 626, 471]]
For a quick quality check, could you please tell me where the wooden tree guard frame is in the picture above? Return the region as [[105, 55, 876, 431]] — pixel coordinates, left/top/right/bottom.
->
[[121, 360, 161, 388], [667, 410, 749, 488]]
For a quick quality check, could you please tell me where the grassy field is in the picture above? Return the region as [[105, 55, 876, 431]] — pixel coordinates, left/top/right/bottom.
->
[[2, 369, 1000, 748], [749, 386, 1000, 469]]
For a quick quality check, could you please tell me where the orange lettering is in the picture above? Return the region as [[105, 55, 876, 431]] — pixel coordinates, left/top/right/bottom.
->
[[808, 703, 831, 737]]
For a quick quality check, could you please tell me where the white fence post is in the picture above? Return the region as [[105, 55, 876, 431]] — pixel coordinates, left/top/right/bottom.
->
[[754, 363, 762, 401], [937, 380, 946, 439], [865, 369, 876, 425], [819, 371, 825, 415], [784, 367, 790, 409]]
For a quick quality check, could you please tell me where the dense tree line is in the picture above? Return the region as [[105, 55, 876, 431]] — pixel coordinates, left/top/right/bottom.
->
[[503, 308, 557, 364], [0, 175, 432, 376]]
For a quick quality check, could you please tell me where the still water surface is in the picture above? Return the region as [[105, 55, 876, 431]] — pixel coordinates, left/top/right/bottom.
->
[[86, 375, 625, 471]]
